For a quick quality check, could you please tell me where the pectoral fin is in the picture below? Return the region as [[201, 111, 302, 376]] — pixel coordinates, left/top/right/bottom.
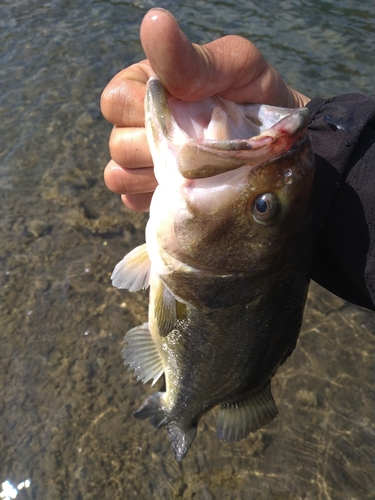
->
[[111, 243, 151, 291], [153, 281, 177, 337], [217, 383, 278, 442], [123, 323, 164, 386]]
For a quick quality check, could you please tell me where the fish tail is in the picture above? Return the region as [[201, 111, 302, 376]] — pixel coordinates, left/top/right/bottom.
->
[[134, 392, 197, 461], [166, 422, 197, 462], [134, 392, 169, 427]]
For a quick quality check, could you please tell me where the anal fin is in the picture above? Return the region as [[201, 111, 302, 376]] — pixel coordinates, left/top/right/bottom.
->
[[123, 323, 164, 386], [217, 383, 278, 442]]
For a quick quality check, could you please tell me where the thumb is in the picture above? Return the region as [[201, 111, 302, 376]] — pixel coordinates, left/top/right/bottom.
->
[[140, 8, 269, 103]]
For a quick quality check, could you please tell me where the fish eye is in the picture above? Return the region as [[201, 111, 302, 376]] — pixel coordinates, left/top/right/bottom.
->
[[251, 193, 281, 224]]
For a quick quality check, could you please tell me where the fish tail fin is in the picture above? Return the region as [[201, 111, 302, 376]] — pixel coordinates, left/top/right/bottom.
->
[[166, 422, 197, 462], [217, 383, 278, 442], [134, 392, 170, 428], [134, 393, 197, 461]]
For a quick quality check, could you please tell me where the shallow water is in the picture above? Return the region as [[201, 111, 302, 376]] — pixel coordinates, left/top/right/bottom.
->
[[1, 0, 374, 499]]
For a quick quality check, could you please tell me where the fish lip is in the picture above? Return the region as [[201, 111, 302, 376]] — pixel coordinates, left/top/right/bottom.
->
[[145, 76, 173, 138], [198, 107, 310, 151], [194, 137, 272, 150], [145, 76, 311, 179]]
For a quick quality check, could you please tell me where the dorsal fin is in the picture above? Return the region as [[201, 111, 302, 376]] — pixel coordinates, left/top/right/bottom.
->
[[217, 383, 278, 442], [123, 323, 164, 386], [111, 243, 151, 291]]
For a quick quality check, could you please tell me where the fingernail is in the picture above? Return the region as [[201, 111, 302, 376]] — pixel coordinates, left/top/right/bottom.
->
[[147, 8, 177, 24]]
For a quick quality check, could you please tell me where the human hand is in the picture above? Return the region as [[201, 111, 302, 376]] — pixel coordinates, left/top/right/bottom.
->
[[101, 7, 310, 212]]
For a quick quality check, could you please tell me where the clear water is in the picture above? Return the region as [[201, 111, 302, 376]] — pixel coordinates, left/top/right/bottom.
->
[[0, 1, 374, 499]]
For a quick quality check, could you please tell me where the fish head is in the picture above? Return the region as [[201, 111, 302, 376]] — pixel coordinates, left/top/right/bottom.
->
[[145, 77, 315, 277]]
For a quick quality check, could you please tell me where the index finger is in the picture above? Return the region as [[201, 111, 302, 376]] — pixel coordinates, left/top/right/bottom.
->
[[100, 60, 155, 126]]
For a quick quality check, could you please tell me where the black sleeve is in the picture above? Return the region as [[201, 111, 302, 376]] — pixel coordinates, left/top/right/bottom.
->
[[306, 94, 375, 311]]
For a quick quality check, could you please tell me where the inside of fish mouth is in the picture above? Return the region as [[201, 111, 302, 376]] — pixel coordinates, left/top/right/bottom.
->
[[168, 98, 275, 142]]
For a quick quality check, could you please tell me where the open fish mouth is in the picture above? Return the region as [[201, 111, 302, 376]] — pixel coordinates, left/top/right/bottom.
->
[[145, 76, 311, 180]]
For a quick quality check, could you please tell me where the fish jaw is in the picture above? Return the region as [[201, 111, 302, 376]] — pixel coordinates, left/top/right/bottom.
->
[[145, 76, 314, 281], [145, 75, 311, 182]]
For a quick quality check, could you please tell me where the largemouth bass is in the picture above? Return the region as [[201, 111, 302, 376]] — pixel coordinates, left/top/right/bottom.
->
[[112, 76, 315, 461]]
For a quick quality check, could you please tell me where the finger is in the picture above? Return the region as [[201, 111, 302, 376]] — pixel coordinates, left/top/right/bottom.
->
[[121, 192, 154, 212], [109, 126, 152, 168], [103, 160, 157, 195], [140, 8, 270, 103], [100, 60, 154, 126]]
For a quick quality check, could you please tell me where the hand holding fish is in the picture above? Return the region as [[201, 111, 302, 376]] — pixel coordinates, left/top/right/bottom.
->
[[102, 7, 375, 461], [101, 7, 310, 212], [105, 8, 315, 459]]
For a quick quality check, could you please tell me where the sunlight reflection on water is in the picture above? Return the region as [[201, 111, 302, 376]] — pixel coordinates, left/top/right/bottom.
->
[[0, 480, 31, 500]]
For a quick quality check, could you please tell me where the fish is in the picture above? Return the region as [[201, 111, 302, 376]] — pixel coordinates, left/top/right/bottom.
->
[[112, 76, 315, 461]]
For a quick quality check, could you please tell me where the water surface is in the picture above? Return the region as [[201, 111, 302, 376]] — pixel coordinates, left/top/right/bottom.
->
[[0, 1, 374, 499]]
